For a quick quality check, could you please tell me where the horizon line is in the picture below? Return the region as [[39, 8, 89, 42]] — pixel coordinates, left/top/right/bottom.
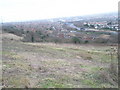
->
[[1, 11, 117, 23]]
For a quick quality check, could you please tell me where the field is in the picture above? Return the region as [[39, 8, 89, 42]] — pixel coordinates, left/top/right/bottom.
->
[[2, 32, 118, 88]]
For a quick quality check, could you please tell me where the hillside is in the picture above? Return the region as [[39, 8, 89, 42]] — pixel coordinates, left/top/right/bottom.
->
[[2, 32, 118, 88]]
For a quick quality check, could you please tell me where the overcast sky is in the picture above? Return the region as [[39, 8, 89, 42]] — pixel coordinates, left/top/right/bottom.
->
[[0, 0, 119, 22]]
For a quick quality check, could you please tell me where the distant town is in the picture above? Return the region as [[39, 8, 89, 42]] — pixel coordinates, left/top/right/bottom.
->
[[2, 12, 118, 44]]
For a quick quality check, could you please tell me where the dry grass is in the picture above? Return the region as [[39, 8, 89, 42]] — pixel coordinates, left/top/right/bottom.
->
[[2, 33, 118, 88]]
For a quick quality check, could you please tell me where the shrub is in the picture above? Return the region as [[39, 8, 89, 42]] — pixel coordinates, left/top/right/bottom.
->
[[84, 40, 89, 44], [72, 37, 80, 44]]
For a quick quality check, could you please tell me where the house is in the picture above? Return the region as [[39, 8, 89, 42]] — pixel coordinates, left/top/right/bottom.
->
[[70, 31, 76, 33]]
